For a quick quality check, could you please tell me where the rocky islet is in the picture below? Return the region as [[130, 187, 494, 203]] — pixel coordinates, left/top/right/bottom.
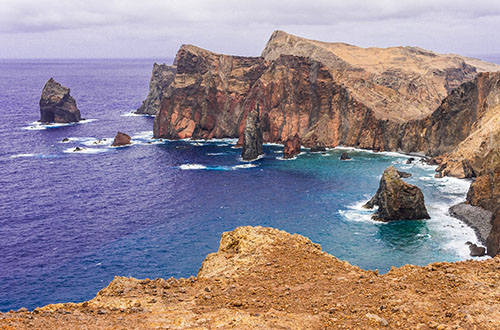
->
[[39, 78, 81, 123]]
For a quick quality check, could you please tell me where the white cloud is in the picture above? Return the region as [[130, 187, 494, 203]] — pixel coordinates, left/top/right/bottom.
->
[[0, 0, 499, 58]]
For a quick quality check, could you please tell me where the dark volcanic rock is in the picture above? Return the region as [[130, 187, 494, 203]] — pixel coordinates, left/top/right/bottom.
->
[[486, 208, 500, 257], [466, 242, 486, 257], [241, 105, 263, 161], [112, 132, 132, 146], [449, 203, 492, 244], [310, 145, 326, 152], [364, 166, 430, 221], [136, 63, 177, 115], [283, 134, 301, 159], [340, 152, 351, 160], [397, 170, 412, 178], [39, 78, 81, 123]]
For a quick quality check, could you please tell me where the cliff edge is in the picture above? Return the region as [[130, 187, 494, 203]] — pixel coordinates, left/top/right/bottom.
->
[[2, 226, 500, 329]]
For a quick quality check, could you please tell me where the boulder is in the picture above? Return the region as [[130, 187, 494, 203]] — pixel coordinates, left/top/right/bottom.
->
[[39, 78, 81, 123], [283, 134, 301, 159], [466, 242, 486, 257], [340, 152, 351, 160], [241, 104, 263, 161], [112, 132, 131, 146], [310, 145, 326, 152], [406, 157, 415, 164], [364, 166, 430, 221]]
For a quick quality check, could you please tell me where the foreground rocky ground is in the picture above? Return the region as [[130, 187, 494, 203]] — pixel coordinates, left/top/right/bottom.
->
[[1, 226, 500, 329]]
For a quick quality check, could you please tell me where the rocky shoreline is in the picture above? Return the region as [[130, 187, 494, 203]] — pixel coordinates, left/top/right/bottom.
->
[[449, 202, 492, 245]]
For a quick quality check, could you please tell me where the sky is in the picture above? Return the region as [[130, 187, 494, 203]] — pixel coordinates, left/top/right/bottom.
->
[[0, 0, 499, 59]]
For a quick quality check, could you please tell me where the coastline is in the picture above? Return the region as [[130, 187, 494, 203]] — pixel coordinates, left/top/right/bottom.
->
[[449, 202, 492, 245]]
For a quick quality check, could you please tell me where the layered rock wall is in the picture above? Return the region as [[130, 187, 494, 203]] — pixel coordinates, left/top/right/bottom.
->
[[136, 63, 176, 115]]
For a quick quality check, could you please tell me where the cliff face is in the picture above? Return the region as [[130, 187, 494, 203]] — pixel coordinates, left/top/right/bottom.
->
[[152, 32, 500, 155], [261, 30, 500, 123], [153, 45, 267, 139], [3, 226, 500, 329], [136, 63, 176, 115], [153, 47, 405, 150], [410, 72, 500, 178]]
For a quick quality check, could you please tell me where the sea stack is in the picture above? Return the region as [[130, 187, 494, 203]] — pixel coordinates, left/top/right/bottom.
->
[[112, 132, 131, 146], [364, 166, 430, 221], [241, 104, 264, 161], [39, 78, 81, 123], [283, 134, 301, 159]]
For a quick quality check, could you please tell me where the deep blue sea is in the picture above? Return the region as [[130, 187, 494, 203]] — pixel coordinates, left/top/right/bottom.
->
[[0, 59, 484, 312]]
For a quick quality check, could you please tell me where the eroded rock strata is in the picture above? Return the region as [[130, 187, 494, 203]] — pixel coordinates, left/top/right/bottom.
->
[[39, 78, 81, 123], [3, 226, 500, 329], [136, 63, 177, 115], [241, 104, 264, 161], [364, 166, 430, 221], [283, 134, 301, 159]]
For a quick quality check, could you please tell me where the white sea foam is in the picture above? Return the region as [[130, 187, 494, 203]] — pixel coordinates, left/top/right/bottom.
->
[[334, 146, 413, 159], [183, 138, 238, 144], [232, 163, 257, 169], [207, 152, 226, 156], [239, 153, 265, 162], [263, 142, 283, 147], [23, 119, 97, 130], [10, 153, 36, 159], [425, 201, 485, 260], [63, 147, 109, 154], [179, 164, 207, 170], [338, 200, 377, 223], [131, 131, 154, 140], [121, 111, 154, 117]]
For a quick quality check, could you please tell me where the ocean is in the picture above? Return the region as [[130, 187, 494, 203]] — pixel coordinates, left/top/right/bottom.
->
[[0, 58, 484, 312]]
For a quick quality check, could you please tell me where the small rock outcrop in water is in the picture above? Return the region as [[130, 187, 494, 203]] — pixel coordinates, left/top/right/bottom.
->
[[112, 132, 131, 146], [310, 145, 326, 152], [283, 134, 301, 159], [136, 63, 176, 115], [39, 78, 81, 123], [465, 242, 486, 257], [241, 104, 263, 161], [340, 152, 351, 160], [364, 166, 430, 221]]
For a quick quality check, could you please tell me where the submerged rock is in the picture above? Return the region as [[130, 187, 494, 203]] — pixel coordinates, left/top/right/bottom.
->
[[364, 166, 430, 221], [39, 78, 81, 123], [310, 145, 326, 152], [112, 132, 131, 146], [241, 104, 263, 161], [283, 134, 301, 159], [340, 152, 351, 160]]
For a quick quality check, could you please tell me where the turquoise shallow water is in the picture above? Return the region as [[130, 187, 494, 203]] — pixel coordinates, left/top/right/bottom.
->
[[0, 59, 480, 312]]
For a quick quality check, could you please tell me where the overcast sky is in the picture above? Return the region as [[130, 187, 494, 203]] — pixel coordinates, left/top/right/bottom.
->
[[1, 0, 499, 59]]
